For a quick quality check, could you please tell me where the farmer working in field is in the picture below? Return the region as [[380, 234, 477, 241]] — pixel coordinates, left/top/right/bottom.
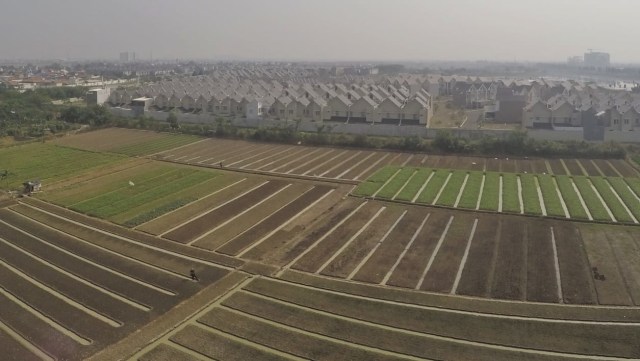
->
[[190, 268, 199, 281]]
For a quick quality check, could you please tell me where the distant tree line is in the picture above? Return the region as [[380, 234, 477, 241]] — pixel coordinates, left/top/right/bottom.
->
[[111, 115, 627, 159], [431, 130, 626, 159], [0, 88, 87, 138]]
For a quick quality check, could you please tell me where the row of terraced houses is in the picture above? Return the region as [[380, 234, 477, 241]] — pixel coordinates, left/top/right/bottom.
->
[[103, 65, 640, 141], [109, 74, 437, 125], [520, 80, 640, 140]]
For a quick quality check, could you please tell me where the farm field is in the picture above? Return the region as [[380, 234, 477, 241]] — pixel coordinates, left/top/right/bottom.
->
[[353, 166, 640, 224], [3, 128, 640, 361], [275, 201, 639, 306], [0, 142, 123, 190], [57, 128, 639, 182], [132, 275, 640, 361], [0, 198, 231, 361], [55, 127, 201, 156], [38, 162, 230, 227]]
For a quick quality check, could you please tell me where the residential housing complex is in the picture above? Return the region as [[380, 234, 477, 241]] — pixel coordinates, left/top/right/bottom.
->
[[102, 63, 640, 142], [519, 79, 640, 140], [108, 69, 437, 125]]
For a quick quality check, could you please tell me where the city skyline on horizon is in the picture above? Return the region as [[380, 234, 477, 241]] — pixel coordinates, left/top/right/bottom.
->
[[1, 0, 638, 63]]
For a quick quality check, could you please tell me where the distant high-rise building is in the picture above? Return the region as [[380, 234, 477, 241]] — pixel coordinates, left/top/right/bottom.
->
[[567, 56, 583, 66], [584, 50, 610, 68], [132, 52, 136, 62], [119, 52, 129, 63]]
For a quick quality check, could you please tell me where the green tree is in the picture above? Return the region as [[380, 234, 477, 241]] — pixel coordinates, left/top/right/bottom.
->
[[402, 135, 422, 151], [167, 111, 179, 131]]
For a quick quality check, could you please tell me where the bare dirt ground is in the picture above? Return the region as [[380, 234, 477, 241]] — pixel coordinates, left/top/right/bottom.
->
[[55, 128, 167, 152]]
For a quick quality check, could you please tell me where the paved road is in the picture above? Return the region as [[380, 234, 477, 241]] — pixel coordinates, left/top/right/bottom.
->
[[460, 109, 484, 129]]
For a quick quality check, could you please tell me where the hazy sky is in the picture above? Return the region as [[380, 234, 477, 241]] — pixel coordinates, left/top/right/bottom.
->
[[1, 0, 638, 63]]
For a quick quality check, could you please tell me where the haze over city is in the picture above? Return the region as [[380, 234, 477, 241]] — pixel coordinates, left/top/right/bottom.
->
[[1, 0, 638, 63]]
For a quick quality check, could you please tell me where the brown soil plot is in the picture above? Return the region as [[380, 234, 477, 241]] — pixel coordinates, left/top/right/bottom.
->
[[292, 202, 383, 273], [385, 212, 451, 289], [525, 219, 559, 303], [490, 218, 527, 300], [563, 159, 584, 176], [191, 183, 313, 250], [242, 186, 348, 265], [455, 215, 500, 297], [163, 180, 288, 243], [547, 159, 567, 175], [217, 186, 334, 256], [580, 227, 633, 306], [420, 213, 475, 293], [351, 209, 430, 284], [319, 206, 405, 278], [552, 223, 597, 304]]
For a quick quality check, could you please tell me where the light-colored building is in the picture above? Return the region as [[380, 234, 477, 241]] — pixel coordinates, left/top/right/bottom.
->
[[85, 88, 111, 106], [109, 70, 435, 126]]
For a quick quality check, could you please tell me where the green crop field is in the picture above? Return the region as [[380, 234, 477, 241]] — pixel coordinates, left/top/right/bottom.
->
[[608, 178, 640, 220], [395, 168, 433, 201], [354, 166, 639, 224], [376, 167, 416, 199], [38, 160, 222, 226], [415, 169, 450, 204], [573, 177, 611, 221], [352, 166, 401, 197], [479, 172, 499, 211], [538, 175, 565, 217], [71, 168, 187, 212], [626, 178, 640, 198], [435, 171, 467, 206], [554, 176, 589, 219], [520, 174, 542, 215], [501, 173, 520, 213], [45, 163, 173, 206], [457, 171, 483, 209], [0, 143, 122, 190], [82, 170, 214, 219], [590, 178, 634, 223]]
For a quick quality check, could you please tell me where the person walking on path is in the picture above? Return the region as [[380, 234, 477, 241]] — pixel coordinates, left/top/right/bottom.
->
[[190, 268, 199, 281]]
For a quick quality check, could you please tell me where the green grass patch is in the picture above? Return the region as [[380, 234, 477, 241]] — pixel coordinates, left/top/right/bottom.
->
[[352, 166, 401, 197], [89, 171, 212, 218], [555, 176, 589, 219], [435, 171, 467, 206], [626, 178, 640, 198], [415, 169, 450, 204], [353, 165, 637, 224], [609, 178, 640, 221], [573, 176, 611, 221], [538, 174, 565, 217], [457, 171, 483, 209], [0, 143, 122, 190], [48, 163, 174, 206], [123, 198, 196, 228], [376, 167, 417, 199], [479, 172, 499, 211], [501, 173, 520, 213], [109, 173, 225, 224], [590, 177, 634, 223], [395, 168, 433, 201], [520, 174, 542, 215], [71, 167, 185, 212]]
